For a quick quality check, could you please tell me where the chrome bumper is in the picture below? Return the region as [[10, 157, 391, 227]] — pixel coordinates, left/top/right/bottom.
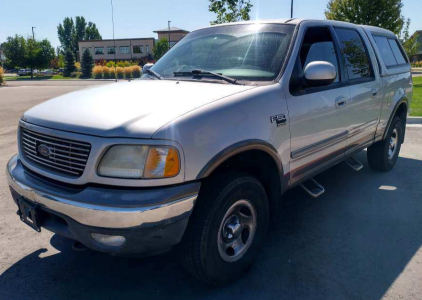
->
[[6, 155, 197, 229]]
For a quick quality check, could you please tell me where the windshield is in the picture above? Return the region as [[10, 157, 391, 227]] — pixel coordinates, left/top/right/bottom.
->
[[149, 23, 295, 83]]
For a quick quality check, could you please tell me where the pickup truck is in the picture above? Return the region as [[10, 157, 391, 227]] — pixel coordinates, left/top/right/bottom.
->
[[6, 19, 412, 285]]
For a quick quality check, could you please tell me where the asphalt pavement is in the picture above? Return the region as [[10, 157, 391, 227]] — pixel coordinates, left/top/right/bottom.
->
[[0, 80, 421, 300]]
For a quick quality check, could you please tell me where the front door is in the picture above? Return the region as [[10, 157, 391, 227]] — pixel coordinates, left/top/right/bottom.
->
[[285, 25, 351, 184], [333, 26, 382, 153]]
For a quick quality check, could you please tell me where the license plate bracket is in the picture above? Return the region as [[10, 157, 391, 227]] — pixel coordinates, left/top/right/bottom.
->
[[18, 197, 41, 232]]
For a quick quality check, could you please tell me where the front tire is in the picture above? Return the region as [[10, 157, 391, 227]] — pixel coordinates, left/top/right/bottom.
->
[[367, 116, 403, 172], [178, 172, 269, 285]]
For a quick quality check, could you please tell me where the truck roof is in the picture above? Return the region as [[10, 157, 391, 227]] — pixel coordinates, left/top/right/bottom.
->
[[194, 19, 395, 37]]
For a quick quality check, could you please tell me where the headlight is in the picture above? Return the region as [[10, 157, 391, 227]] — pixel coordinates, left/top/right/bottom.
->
[[98, 145, 180, 179]]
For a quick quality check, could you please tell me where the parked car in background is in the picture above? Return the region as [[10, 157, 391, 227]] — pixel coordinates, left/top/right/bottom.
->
[[7, 19, 412, 285], [40, 69, 53, 75], [17, 69, 28, 76]]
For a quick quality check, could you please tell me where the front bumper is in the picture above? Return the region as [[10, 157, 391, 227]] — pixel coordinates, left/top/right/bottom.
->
[[6, 154, 200, 255]]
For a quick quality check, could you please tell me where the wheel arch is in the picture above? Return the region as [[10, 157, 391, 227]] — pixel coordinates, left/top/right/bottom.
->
[[383, 97, 408, 143], [196, 139, 288, 227]]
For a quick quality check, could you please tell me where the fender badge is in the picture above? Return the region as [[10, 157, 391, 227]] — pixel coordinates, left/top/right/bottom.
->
[[270, 114, 287, 127]]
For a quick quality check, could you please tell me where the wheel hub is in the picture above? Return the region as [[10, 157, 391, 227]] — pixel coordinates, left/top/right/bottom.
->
[[217, 200, 257, 262], [388, 128, 398, 159], [223, 215, 242, 242]]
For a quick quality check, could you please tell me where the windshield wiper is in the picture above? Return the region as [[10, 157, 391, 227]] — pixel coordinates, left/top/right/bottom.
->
[[145, 68, 163, 80], [173, 69, 239, 85]]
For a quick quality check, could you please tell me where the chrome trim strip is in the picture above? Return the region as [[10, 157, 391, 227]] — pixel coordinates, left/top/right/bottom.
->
[[291, 130, 349, 160], [7, 155, 197, 229], [348, 119, 378, 137]]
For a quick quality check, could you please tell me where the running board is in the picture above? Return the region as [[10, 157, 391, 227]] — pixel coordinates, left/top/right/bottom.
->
[[300, 178, 325, 198], [345, 156, 363, 171]]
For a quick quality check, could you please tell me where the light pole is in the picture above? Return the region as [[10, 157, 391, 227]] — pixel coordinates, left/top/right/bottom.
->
[[32, 27, 36, 40], [168, 20, 171, 50], [290, 0, 294, 18], [111, 0, 117, 82]]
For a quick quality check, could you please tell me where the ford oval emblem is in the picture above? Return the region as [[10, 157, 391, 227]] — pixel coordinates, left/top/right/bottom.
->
[[38, 144, 51, 157]]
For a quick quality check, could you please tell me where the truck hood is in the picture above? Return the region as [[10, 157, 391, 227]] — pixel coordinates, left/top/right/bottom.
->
[[22, 80, 254, 138]]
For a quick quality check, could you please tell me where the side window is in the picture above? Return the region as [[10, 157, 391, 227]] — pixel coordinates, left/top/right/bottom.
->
[[289, 27, 341, 95], [373, 35, 408, 67], [334, 28, 374, 81], [373, 36, 397, 67], [388, 39, 407, 64]]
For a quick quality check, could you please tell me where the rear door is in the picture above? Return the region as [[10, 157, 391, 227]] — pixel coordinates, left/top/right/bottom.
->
[[333, 27, 382, 153], [285, 25, 351, 183]]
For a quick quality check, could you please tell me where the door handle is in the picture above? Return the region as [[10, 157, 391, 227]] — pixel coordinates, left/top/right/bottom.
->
[[335, 96, 347, 109], [371, 88, 379, 97]]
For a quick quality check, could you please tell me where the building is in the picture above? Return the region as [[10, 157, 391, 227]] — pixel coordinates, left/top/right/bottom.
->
[[153, 27, 189, 48], [410, 30, 422, 63], [78, 38, 155, 62]]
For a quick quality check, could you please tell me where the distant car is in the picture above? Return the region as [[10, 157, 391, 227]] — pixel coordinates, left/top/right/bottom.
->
[[40, 69, 53, 75], [17, 69, 28, 76]]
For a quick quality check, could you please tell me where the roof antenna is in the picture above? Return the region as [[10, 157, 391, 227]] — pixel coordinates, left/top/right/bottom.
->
[[291, 0, 294, 18]]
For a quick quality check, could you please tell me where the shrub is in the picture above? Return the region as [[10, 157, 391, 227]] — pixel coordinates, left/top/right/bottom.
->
[[0, 67, 4, 85], [124, 67, 132, 79], [93, 66, 103, 79], [81, 48, 94, 78], [132, 66, 142, 78], [102, 66, 111, 79], [106, 61, 115, 68], [63, 50, 76, 77], [70, 71, 81, 78], [116, 67, 124, 79]]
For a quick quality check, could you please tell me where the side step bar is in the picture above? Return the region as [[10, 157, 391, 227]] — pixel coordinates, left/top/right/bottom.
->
[[345, 156, 363, 171], [300, 178, 325, 198]]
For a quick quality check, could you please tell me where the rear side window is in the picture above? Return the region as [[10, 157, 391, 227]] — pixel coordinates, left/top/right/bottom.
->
[[373, 36, 407, 67], [334, 28, 374, 81]]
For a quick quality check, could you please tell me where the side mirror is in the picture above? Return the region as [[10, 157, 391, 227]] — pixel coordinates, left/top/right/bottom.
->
[[142, 63, 154, 75], [303, 61, 336, 88]]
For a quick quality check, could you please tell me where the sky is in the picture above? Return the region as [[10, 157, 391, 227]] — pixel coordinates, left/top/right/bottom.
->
[[1, 0, 421, 49]]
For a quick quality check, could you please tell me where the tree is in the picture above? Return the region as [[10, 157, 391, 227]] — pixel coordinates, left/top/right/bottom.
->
[[153, 38, 169, 61], [3, 35, 26, 68], [85, 22, 102, 40], [399, 19, 420, 60], [35, 39, 55, 69], [3, 35, 54, 78], [57, 16, 102, 58], [63, 49, 76, 77], [325, 0, 405, 35], [81, 48, 94, 78], [57, 17, 75, 53], [209, 0, 253, 25]]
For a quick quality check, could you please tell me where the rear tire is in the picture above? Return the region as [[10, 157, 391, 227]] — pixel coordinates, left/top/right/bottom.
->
[[367, 116, 403, 172], [178, 172, 269, 285]]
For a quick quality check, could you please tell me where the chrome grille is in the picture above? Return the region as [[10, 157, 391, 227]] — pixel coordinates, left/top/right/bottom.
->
[[20, 127, 91, 177]]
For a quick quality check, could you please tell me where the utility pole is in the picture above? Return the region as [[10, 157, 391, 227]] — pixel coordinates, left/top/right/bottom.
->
[[290, 0, 294, 18], [111, 0, 117, 82], [31, 27, 36, 78], [168, 21, 171, 50]]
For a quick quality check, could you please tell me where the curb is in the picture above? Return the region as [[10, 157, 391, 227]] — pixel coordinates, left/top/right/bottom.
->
[[408, 116, 422, 124]]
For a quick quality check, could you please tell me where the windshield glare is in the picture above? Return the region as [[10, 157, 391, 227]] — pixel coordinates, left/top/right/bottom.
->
[[150, 24, 295, 83]]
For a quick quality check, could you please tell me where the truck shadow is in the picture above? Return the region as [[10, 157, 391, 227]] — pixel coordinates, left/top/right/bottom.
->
[[1, 152, 422, 300]]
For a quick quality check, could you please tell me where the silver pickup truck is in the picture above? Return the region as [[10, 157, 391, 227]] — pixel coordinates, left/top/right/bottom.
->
[[6, 19, 412, 285]]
